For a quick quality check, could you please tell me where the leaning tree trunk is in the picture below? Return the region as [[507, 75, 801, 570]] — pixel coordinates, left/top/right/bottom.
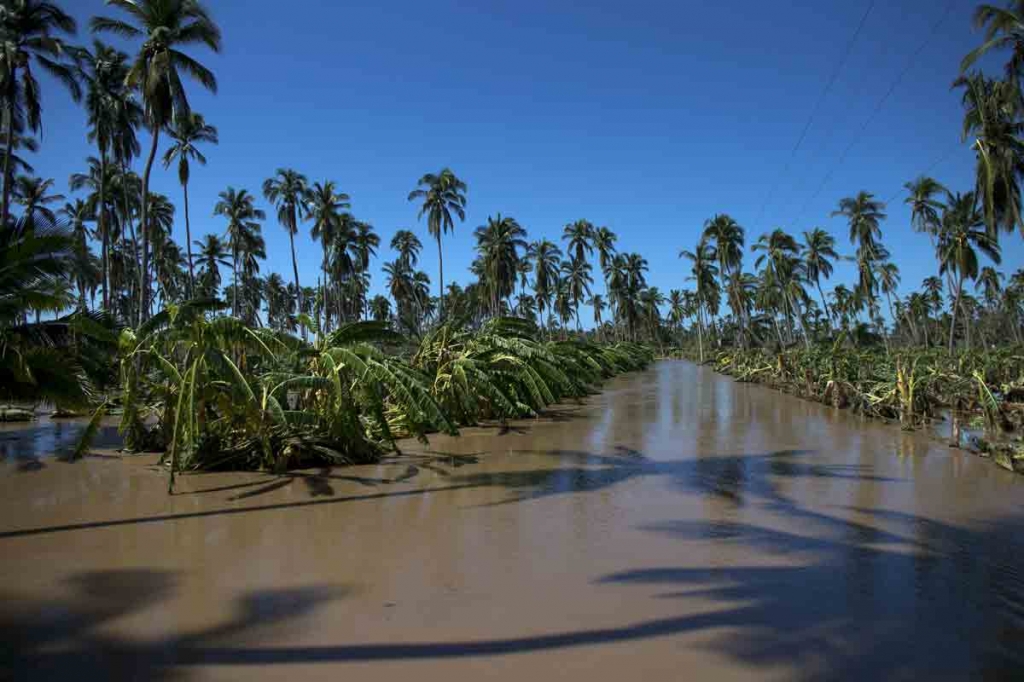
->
[[321, 244, 329, 334], [436, 233, 445, 322], [288, 222, 303, 340], [183, 180, 195, 298], [816, 279, 834, 333], [948, 275, 963, 354], [139, 126, 161, 325], [789, 293, 812, 350]]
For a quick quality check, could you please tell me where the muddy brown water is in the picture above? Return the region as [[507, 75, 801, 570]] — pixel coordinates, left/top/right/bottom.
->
[[2, 360, 1023, 681]]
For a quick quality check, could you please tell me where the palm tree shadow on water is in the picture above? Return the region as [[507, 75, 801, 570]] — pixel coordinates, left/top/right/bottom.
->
[[2, 448, 1023, 680]]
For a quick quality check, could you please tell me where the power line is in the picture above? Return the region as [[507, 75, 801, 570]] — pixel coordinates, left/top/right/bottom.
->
[[790, 0, 958, 226], [755, 0, 877, 224]]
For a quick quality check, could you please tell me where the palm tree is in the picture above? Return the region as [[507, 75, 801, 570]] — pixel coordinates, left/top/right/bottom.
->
[[977, 265, 1003, 308], [474, 214, 527, 316], [262, 272, 288, 330], [961, 2, 1024, 86], [162, 111, 218, 297], [93, 0, 222, 322], [904, 176, 947, 241], [876, 260, 901, 340], [390, 229, 422, 270], [14, 175, 63, 223], [801, 227, 839, 327], [263, 168, 309, 332], [529, 239, 562, 328], [753, 229, 810, 348], [561, 256, 593, 331], [832, 191, 886, 255], [59, 198, 98, 311], [408, 168, 467, 319], [77, 41, 141, 310], [587, 293, 606, 338], [213, 187, 265, 317], [562, 219, 594, 266], [955, 72, 1024, 237], [680, 240, 717, 359], [702, 214, 746, 341], [194, 233, 229, 298], [592, 226, 617, 274], [305, 179, 350, 330], [369, 295, 391, 322], [0, 0, 81, 228], [937, 191, 1002, 352], [667, 289, 685, 340]]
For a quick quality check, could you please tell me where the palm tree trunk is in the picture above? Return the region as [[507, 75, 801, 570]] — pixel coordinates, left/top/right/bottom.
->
[[288, 229, 302, 334], [696, 304, 705, 363], [321, 244, 329, 334], [232, 248, 239, 317], [815, 279, 833, 332], [436, 233, 445, 321], [183, 180, 195, 298], [1, 99, 14, 230], [789, 293, 812, 350], [948, 275, 963, 354], [139, 125, 160, 324], [98, 151, 110, 310]]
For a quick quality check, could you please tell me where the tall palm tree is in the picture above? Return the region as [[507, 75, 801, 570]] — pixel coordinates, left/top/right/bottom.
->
[[876, 260, 901, 340], [77, 40, 140, 310], [529, 238, 562, 328], [162, 111, 217, 297], [93, 0, 222, 322], [833, 191, 886, 319], [681, 239, 717, 359], [213, 187, 265, 317], [304, 179, 350, 330], [801, 227, 839, 326], [262, 168, 309, 332], [474, 213, 527, 316], [0, 0, 81, 228], [390, 229, 422, 270], [702, 214, 746, 341], [59, 198, 98, 311], [408, 168, 467, 319], [587, 293, 605, 338], [561, 256, 593, 331], [753, 229, 811, 348], [562, 219, 594, 266], [938, 191, 1002, 352], [955, 72, 1024, 237]]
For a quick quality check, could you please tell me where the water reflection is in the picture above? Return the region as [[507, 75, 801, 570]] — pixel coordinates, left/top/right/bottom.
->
[[2, 360, 1024, 681]]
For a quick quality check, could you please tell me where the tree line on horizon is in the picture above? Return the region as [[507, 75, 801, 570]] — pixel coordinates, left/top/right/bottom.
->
[[3, 0, 1024, 362]]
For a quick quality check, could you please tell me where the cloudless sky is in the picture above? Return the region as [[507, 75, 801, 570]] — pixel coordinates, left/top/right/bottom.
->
[[37, 0, 1023, 323]]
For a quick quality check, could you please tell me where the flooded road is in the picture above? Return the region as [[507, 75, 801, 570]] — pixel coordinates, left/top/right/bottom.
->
[[2, 360, 1023, 681]]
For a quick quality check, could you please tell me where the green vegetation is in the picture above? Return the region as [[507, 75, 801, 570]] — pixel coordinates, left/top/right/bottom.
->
[[3, 0, 1024, 480]]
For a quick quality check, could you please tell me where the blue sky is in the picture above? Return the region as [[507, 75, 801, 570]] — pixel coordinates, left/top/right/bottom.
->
[[37, 0, 1022, 321]]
